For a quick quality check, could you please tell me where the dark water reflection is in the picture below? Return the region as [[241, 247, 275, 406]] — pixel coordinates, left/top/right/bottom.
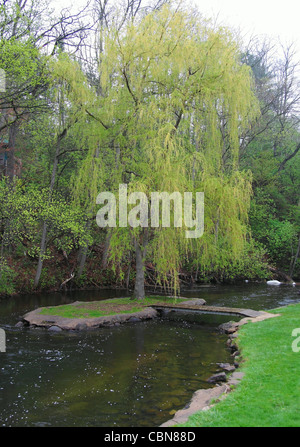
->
[[0, 283, 299, 427]]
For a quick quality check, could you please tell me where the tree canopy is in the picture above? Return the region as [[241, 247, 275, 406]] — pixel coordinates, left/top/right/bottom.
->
[[0, 0, 299, 297]]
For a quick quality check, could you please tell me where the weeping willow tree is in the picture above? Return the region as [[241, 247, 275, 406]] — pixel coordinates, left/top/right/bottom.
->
[[73, 4, 259, 298]]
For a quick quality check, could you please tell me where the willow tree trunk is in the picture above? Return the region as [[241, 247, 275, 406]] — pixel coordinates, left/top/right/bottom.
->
[[132, 231, 148, 300]]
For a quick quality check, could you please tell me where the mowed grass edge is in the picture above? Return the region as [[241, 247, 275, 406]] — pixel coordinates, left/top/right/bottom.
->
[[178, 302, 300, 427]]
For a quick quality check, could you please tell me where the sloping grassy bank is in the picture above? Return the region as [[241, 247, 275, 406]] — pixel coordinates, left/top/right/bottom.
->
[[179, 302, 300, 427]]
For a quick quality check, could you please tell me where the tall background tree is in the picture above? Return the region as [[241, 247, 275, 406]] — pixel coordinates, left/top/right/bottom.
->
[[240, 37, 300, 278]]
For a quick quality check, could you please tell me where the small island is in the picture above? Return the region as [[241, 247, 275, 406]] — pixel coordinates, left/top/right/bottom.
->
[[20, 296, 206, 331]]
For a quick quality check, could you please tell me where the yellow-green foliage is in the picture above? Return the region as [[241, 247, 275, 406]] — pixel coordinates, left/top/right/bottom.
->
[[195, 171, 253, 272], [62, 4, 259, 291]]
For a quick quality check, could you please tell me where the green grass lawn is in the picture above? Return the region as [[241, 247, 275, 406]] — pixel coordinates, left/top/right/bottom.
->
[[178, 302, 300, 427], [38, 295, 185, 319]]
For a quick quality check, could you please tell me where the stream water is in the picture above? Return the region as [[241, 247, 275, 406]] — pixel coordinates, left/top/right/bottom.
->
[[0, 283, 299, 427]]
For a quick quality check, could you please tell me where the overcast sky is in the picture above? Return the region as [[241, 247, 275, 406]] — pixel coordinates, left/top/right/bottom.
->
[[53, 0, 300, 57], [193, 0, 300, 54]]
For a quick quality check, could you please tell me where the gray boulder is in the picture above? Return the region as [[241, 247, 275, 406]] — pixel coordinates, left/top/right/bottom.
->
[[207, 372, 227, 383]]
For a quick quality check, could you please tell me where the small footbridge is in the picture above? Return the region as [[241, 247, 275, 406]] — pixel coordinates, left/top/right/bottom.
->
[[150, 303, 264, 318]]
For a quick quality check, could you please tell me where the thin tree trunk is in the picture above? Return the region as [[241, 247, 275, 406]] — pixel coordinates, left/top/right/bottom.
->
[[133, 242, 145, 300], [125, 251, 132, 290], [101, 229, 112, 268], [132, 231, 148, 300], [290, 234, 300, 278], [76, 220, 93, 280], [194, 265, 199, 282], [2, 121, 17, 258], [7, 121, 17, 182], [0, 221, 6, 281], [34, 221, 47, 288], [77, 244, 88, 279], [33, 129, 66, 288]]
